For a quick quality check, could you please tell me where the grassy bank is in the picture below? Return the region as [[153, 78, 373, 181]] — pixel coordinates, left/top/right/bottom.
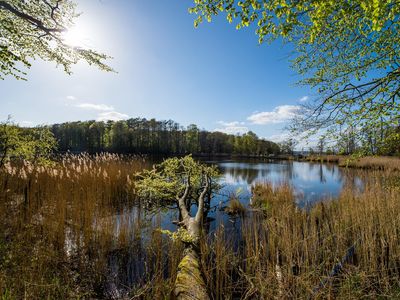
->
[[305, 155, 400, 171]]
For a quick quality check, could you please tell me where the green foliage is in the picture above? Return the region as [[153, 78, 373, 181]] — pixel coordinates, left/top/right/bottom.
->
[[0, 118, 57, 167], [0, 0, 113, 80], [50, 118, 281, 155], [159, 228, 196, 243], [135, 155, 219, 204], [278, 138, 297, 155], [190, 0, 400, 150], [190, 0, 399, 48], [1, 289, 14, 300]]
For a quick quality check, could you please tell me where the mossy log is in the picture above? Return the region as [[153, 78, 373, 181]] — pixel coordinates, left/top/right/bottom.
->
[[173, 173, 211, 299], [174, 247, 209, 300]]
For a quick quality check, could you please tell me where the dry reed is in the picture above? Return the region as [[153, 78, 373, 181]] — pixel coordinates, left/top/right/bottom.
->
[[1, 155, 399, 299], [0, 153, 154, 299], [199, 175, 400, 299], [306, 155, 400, 171]]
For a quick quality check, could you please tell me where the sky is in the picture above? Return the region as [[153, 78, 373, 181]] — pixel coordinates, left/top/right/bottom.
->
[[1, 0, 313, 144]]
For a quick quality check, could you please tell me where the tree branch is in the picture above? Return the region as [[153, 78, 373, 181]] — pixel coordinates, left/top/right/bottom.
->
[[176, 174, 191, 222], [0, 1, 65, 33], [195, 173, 209, 224]]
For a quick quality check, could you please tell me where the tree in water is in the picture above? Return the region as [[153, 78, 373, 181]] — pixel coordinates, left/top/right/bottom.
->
[[135, 155, 220, 299]]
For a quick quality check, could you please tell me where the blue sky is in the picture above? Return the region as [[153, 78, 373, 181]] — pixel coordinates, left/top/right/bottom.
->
[[0, 0, 312, 143]]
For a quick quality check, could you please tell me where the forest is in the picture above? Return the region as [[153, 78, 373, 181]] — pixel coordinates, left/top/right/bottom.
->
[[49, 118, 280, 156]]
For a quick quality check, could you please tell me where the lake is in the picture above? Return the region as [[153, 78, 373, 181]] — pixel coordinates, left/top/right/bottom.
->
[[155, 159, 365, 231], [0, 156, 376, 298], [212, 159, 364, 207]]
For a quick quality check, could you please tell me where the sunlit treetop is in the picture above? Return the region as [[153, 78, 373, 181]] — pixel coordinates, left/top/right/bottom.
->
[[190, 0, 399, 42], [190, 0, 400, 145], [0, 0, 113, 80]]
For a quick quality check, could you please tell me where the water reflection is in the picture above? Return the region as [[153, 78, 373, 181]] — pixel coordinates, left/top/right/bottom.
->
[[106, 159, 368, 294], [211, 159, 363, 208], [2, 157, 369, 298]]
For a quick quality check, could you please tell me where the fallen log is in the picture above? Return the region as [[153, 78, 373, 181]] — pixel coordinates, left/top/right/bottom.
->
[[173, 174, 210, 300], [174, 247, 209, 300]]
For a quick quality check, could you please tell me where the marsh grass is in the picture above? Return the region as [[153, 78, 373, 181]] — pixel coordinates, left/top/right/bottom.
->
[[306, 155, 400, 171], [143, 174, 400, 299], [224, 194, 247, 217], [0, 153, 155, 299], [199, 174, 400, 299], [339, 155, 400, 171], [1, 155, 399, 299]]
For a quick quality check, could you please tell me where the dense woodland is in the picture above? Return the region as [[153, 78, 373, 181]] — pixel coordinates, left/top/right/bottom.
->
[[50, 118, 280, 156]]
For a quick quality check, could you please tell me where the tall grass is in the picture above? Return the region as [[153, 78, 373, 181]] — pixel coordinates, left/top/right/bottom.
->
[[0, 153, 154, 299], [1, 155, 399, 299], [306, 155, 400, 171], [199, 175, 400, 298]]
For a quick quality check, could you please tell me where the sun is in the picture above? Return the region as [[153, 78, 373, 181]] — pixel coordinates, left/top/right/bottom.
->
[[63, 26, 88, 48]]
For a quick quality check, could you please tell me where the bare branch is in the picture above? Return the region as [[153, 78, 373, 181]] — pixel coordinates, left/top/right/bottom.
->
[[176, 174, 191, 222], [195, 173, 210, 224]]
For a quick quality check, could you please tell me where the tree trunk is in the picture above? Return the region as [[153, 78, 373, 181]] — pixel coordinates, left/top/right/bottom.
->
[[173, 174, 210, 300], [174, 247, 209, 300]]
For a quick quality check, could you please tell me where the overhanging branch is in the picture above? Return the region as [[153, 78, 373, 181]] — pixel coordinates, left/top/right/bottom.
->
[[0, 1, 65, 33]]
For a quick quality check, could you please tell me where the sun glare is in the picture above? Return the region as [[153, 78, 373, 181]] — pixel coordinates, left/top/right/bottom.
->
[[63, 26, 88, 48]]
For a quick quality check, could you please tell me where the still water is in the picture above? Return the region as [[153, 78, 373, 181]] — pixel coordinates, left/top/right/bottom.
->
[[93, 160, 363, 293], [0, 157, 370, 298], [153, 159, 365, 232], [112, 159, 366, 295], [212, 159, 363, 207]]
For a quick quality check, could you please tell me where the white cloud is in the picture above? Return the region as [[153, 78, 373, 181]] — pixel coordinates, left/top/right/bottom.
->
[[247, 105, 302, 125], [64, 96, 127, 121], [97, 111, 129, 121], [217, 121, 246, 127], [267, 133, 291, 143], [20, 121, 33, 127], [214, 121, 248, 135], [299, 96, 309, 102], [66, 95, 76, 101], [267, 130, 323, 150], [75, 103, 114, 111]]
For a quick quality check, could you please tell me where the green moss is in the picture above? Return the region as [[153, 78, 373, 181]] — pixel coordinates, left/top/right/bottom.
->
[[159, 228, 196, 244]]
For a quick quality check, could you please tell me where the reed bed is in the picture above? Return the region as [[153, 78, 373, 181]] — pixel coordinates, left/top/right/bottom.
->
[[306, 155, 400, 171], [339, 156, 400, 171], [1, 155, 399, 299], [224, 194, 247, 217], [198, 174, 400, 299], [0, 153, 157, 299], [130, 172, 400, 299], [305, 155, 342, 163]]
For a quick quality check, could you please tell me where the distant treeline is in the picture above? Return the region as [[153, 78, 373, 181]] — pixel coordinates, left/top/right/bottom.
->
[[50, 118, 280, 156]]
